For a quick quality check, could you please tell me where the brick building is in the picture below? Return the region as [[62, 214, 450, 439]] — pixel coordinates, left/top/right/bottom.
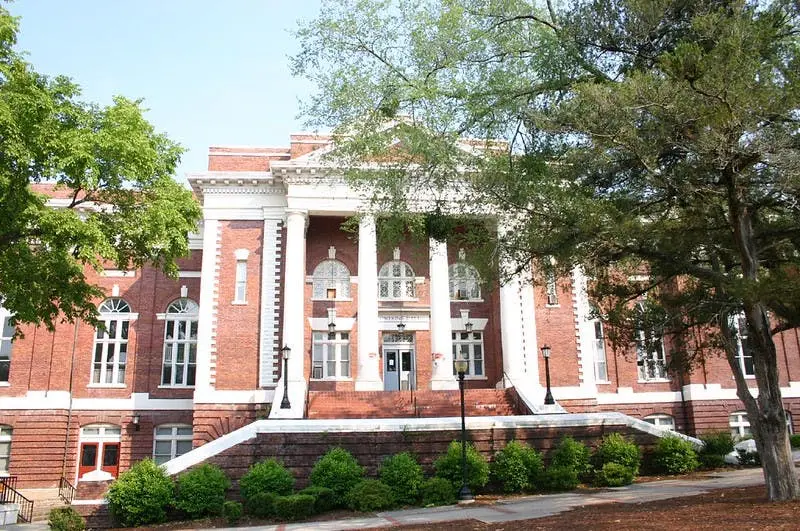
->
[[1, 132, 799, 490]]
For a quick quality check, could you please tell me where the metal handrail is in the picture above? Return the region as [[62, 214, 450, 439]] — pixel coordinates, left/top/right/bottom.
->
[[58, 476, 76, 504], [0, 476, 34, 523]]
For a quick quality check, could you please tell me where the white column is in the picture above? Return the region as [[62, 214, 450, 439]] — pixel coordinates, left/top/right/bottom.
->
[[429, 238, 457, 390], [500, 277, 527, 383], [271, 210, 308, 418], [573, 266, 598, 393], [355, 215, 382, 390], [193, 219, 219, 401]]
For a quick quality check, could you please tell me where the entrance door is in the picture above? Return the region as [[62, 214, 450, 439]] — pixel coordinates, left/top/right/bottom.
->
[[383, 346, 415, 391], [78, 443, 98, 479]]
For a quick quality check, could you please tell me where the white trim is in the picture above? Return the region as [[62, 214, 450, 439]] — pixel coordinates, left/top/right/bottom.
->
[[101, 270, 135, 278], [596, 389, 682, 405], [450, 317, 488, 332], [0, 391, 193, 410], [178, 271, 202, 278], [193, 389, 275, 404], [308, 317, 355, 331]]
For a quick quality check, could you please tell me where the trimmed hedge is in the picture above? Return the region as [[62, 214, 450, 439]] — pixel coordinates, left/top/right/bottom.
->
[[541, 465, 580, 491], [491, 440, 544, 493], [299, 486, 336, 514], [239, 458, 295, 505], [48, 507, 85, 531], [379, 452, 424, 505], [274, 494, 316, 521], [593, 433, 640, 476], [420, 477, 457, 506], [309, 447, 365, 507], [651, 436, 699, 475], [550, 437, 592, 478], [245, 491, 277, 518], [434, 441, 489, 493], [594, 462, 635, 487], [174, 464, 230, 518], [105, 459, 175, 528], [222, 501, 243, 525], [346, 479, 396, 512]]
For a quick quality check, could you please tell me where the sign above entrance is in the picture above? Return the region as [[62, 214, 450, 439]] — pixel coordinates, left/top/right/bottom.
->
[[378, 314, 430, 331]]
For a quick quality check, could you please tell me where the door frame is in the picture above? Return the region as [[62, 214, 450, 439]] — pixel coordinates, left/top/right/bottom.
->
[[382, 332, 415, 391]]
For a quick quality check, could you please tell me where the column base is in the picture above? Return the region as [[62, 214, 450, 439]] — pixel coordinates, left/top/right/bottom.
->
[[430, 377, 459, 391], [354, 378, 384, 391]]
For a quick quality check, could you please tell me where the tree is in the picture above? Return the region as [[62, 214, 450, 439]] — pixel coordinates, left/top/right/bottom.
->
[[0, 7, 201, 328], [294, 0, 800, 500]]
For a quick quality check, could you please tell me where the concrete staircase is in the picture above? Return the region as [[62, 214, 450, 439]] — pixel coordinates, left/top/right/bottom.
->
[[307, 388, 520, 419], [18, 487, 67, 522]]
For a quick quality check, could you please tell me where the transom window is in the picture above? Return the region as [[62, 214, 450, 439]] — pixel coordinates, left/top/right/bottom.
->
[[729, 411, 751, 439], [635, 304, 668, 381], [449, 262, 481, 300], [92, 298, 132, 385], [644, 414, 675, 431], [153, 424, 193, 465], [593, 320, 608, 382], [0, 425, 11, 473], [0, 311, 13, 383], [312, 260, 351, 299], [161, 299, 198, 387], [452, 331, 484, 377], [378, 261, 416, 300], [311, 331, 351, 379], [733, 315, 755, 377]]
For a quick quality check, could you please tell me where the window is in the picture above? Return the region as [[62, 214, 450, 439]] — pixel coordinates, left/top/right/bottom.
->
[[545, 271, 559, 305], [234, 260, 247, 303], [786, 410, 793, 435], [644, 414, 675, 431], [311, 332, 350, 379], [153, 424, 193, 465], [312, 260, 351, 299], [378, 261, 416, 300], [635, 304, 667, 381], [0, 425, 11, 473], [733, 315, 755, 377], [729, 411, 751, 439], [0, 313, 13, 383], [449, 262, 481, 300], [161, 299, 199, 387], [92, 298, 132, 385], [593, 320, 608, 382], [451, 330, 484, 377]]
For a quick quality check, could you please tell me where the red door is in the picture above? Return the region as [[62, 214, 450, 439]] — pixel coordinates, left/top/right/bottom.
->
[[78, 443, 98, 479], [101, 443, 120, 477]]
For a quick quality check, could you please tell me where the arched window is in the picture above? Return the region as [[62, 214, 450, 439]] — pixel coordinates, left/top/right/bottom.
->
[[635, 302, 667, 381], [729, 411, 751, 439], [153, 424, 193, 464], [92, 298, 132, 385], [0, 425, 11, 473], [449, 262, 481, 300], [312, 260, 351, 299], [161, 299, 199, 387], [378, 261, 416, 300], [643, 413, 675, 431]]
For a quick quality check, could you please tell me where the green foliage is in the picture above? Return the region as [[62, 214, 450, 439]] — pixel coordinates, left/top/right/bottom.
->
[[245, 491, 277, 518], [379, 452, 424, 505], [699, 432, 736, 457], [47, 507, 85, 531], [309, 447, 364, 507], [593, 462, 636, 487], [419, 477, 457, 507], [299, 486, 336, 514], [222, 501, 243, 525], [550, 437, 592, 478], [652, 436, 699, 475], [737, 448, 762, 467], [698, 453, 727, 470], [433, 441, 489, 493], [541, 465, 580, 492], [174, 464, 230, 518], [105, 459, 174, 527], [239, 458, 295, 506], [593, 433, 640, 476], [790, 434, 800, 449], [346, 479, 396, 512], [490, 440, 544, 493], [273, 494, 316, 521]]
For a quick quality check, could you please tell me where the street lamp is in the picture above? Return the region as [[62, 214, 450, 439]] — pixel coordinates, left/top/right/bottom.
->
[[454, 352, 474, 503], [541, 345, 555, 405], [280, 345, 291, 409]]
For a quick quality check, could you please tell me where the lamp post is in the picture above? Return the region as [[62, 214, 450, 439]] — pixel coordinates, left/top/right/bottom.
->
[[454, 353, 474, 503], [280, 345, 291, 409], [541, 345, 555, 405]]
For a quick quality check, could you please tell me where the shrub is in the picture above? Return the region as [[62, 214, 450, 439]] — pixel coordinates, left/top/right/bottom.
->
[[222, 501, 243, 525], [549, 437, 592, 478], [699, 432, 735, 456], [491, 440, 544, 493], [299, 486, 336, 514], [419, 477, 456, 506], [105, 459, 174, 527], [174, 464, 231, 518], [594, 462, 636, 487], [790, 434, 800, 449], [593, 433, 641, 476], [379, 452, 424, 505], [245, 491, 277, 518], [239, 458, 295, 506], [48, 507, 85, 531], [309, 447, 364, 507], [273, 494, 316, 521], [433, 441, 489, 493], [346, 479, 396, 512], [737, 448, 761, 466], [651, 436, 699, 475], [698, 453, 727, 470], [541, 465, 580, 491]]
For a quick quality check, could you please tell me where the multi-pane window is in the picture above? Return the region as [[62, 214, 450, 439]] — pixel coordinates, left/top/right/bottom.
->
[[312, 260, 351, 299], [311, 332, 350, 379], [234, 260, 247, 303], [449, 262, 481, 300], [161, 299, 199, 387], [729, 411, 751, 439], [0, 313, 13, 383], [593, 320, 608, 382], [92, 298, 131, 385], [635, 304, 667, 381], [545, 271, 559, 305], [451, 331, 484, 377], [0, 425, 11, 473], [786, 410, 794, 435], [378, 261, 416, 300], [644, 414, 675, 431], [734, 315, 755, 377], [153, 424, 193, 465]]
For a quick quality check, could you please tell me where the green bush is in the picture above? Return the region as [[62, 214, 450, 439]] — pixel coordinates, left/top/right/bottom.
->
[[491, 440, 544, 493], [698, 452, 727, 469], [651, 436, 699, 475], [309, 447, 364, 507], [273, 494, 316, 521], [174, 464, 230, 518], [346, 479, 396, 512], [379, 452, 424, 505], [549, 437, 592, 478], [48, 507, 85, 531], [790, 434, 800, 448], [541, 465, 580, 491], [737, 448, 761, 466], [239, 458, 295, 506], [245, 491, 277, 518], [105, 459, 174, 527], [419, 477, 456, 506], [222, 501, 243, 525], [593, 433, 641, 476], [699, 432, 735, 456], [433, 441, 489, 493], [594, 462, 636, 487], [299, 486, 336, 514]]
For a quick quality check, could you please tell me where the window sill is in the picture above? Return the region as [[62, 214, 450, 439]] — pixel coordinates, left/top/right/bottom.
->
[[596, 380, 611, 385], [87, 384, 127, 389], [157, 385, 196, 389], [231, 301, 247, 305], [545, 304, 560, 308], [464, 375, 488, 380], [0, 382, 9, 387], [310, 377, 353, 382], [451, 299, 484, 303], [378, 298, 419, 303], [637, 379, 671, 384], [310, 297, 353, 302]]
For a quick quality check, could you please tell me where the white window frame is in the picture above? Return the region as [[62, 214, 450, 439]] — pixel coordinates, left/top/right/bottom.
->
[[729, 411, 751, 439], [0, 425, 11, 474], [451, 330, 485, 378], [0, 310, 13, 384], [378, 260, 417, 300], [643, 413, 675, 431], [161, 299, 199, 387], [449, 262, 481, 301], [593, 320, 609, 382], [312, 260, 351, 300], [733, 314, 755, 378], [153, 424, 193, 465], [545, 271, 559, 306], [91, 298, 132, 386], [234, 259, 247, 303], [635, 304, 668, 382], [311, 331, 351, 380]]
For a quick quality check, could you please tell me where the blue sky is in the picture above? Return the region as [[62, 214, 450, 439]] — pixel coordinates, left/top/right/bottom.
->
[[11, 0, 323, 182]]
